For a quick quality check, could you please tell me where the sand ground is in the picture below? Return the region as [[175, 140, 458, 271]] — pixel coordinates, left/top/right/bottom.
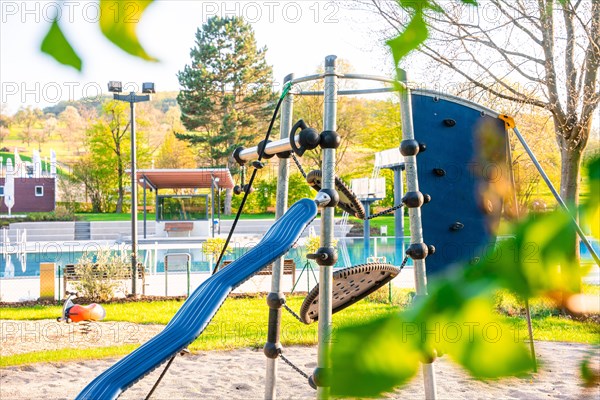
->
[[1, 322, 599, 400]]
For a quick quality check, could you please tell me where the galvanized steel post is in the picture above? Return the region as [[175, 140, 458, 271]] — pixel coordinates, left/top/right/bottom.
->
[[264, 73, 294, 400], [398, 70, 438, 399], [317, 55, 338, 400]]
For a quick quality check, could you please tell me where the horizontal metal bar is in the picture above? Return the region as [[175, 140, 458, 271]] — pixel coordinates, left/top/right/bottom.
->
[[288, 73, 405, 88], [290, 74, 325, 85], [340, 73, 399, 85], [296, 87, 398, 96], [237, 137, 299, 162]]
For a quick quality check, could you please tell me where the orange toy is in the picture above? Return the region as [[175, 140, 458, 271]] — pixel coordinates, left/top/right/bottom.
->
[[67, 303, 106, 323], [57, 293, 107, 323]]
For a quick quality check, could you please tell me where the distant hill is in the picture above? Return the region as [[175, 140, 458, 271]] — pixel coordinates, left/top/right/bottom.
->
[[42, 91, 180, 116]]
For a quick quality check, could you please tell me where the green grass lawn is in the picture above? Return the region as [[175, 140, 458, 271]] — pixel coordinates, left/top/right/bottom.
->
[[1, 290, 597, 367]]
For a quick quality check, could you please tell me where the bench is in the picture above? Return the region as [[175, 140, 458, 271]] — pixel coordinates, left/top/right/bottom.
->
[[164, 222, 194, 237], [62, 263, 146, 296], [222, 259, 296, 283]]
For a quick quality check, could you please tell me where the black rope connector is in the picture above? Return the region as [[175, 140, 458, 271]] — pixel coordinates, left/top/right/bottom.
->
[[257, 139, 274, 159], [319, 130, 340, 149], [233, 147, 246, 166], [252, 160, 265, 169], [310, 367, 331, 388], [406, 243, 429, 260], [234, 184, 254, 195], [307, 247, 337, 266], [319, 188, 339, 208], [277, 150, 292, 159], [400, 139, 420, 156], [264, 342, 282, 359], [290, 120, 320, 156], [402, 191, 424, 208], [266, 292, 285, 308]]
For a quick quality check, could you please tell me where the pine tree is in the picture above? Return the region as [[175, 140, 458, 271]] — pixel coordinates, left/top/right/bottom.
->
[[176, 16, 275, 214]]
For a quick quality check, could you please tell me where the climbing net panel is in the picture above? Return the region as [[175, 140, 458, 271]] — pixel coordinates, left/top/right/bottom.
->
[[299, 262, 401, 324]]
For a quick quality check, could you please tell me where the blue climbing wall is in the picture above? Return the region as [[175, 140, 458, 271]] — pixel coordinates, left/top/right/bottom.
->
[[411, 92, 508, 275]]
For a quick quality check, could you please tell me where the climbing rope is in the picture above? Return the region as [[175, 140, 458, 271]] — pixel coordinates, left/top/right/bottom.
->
[[279, 353, 312, 381], [366, 203, 405, 220], [212, 82, 293, 274], [145, 355, 176, 400], [291, 153, 307, 179], [282, 303, 305, 323], [399, 254, 409, 270]]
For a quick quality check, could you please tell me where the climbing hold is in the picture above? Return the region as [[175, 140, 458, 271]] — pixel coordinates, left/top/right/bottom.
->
[[450, 222, 464, 231], [443, 119, 456, 127], [433, 168, 446, 177]]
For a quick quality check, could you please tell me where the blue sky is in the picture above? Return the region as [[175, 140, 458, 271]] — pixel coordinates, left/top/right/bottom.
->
[[0, 1, 395, 114]]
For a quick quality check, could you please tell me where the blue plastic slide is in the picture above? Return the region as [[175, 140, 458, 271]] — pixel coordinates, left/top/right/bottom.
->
[[76, 199, 318, 400]]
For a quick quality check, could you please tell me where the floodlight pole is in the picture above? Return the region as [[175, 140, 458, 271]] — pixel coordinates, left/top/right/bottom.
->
[[113, 91, 151, 297]]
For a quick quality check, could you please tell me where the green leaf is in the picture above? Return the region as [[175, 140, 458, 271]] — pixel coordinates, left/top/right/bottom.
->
[[40, 18, 82, 71], [435, 297, 532, 379], [580, 356, 600, 387], [461, 0, 479, 5], [99, 0, 158, 61], [583, 157, 600, 239], [386, 10, 429, 66], [330, 316, 421, 397], [474, 209, 583, 298]]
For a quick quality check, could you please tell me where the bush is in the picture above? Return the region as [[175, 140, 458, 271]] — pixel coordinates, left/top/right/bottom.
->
[[72, 249, 131, 301]]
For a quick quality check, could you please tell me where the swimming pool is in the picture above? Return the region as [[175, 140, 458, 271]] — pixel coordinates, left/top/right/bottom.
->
[[1, 236, 598, 280]]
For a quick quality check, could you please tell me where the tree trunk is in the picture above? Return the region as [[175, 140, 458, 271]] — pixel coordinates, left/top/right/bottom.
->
[[224, 188, 233, 215], [556, 124, 586, 268], [558, 144, 583, 206]]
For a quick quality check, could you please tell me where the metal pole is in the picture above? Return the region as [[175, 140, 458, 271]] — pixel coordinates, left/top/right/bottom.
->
[[264, 73, 294, 400], [217, 188, 221, 235], [512, 127, 600, 267], [143, 179, 147, 239], [130, 97, 138, 297], [187, 255, 191, 297], [505, 132, 537, 372], [363, 200, 370, 260], [399, 70, 437, 399], [211, 178, 215, 238], [317, 55, 338, 400], [394, 166, 405, 264]]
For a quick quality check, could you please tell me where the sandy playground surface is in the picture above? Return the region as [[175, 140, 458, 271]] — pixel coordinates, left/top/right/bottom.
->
[[0, 319, 599, 399]]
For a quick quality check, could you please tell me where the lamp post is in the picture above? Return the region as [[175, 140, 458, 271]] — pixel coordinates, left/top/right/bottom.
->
[[108, 81, 154, 297], [211, 176, 220, 237]]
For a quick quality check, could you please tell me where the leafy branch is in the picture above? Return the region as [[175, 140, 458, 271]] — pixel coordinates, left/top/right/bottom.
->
[[330, 157, 600, 397], [40, 0, 158, 71]]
